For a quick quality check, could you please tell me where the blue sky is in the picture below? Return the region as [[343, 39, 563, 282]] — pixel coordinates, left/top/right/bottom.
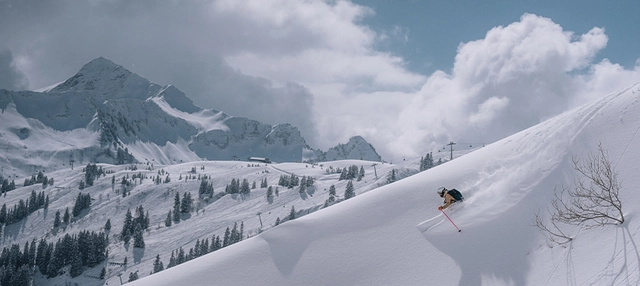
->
[[355, 0, 640, 75], [1, 0, 639, 161]]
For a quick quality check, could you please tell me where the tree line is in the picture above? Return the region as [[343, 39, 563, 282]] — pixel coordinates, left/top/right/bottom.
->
[[22, 171, 53, 188], [0, 174, 16, 195], [154, 221, 245, 275], [0, 190, 49, 225], [0, 230, 108, 285]]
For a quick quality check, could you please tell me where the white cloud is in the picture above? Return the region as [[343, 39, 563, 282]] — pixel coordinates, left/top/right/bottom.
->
[[374, 14, 639, 160], [0, 49, 29, 90], [469, 97, 510, 127], [2, 2, 639, 162], [219, 0, 425, 88], [571, 59, 640, 106]]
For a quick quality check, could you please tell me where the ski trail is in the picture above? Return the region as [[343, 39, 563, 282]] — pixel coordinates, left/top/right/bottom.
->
[[420, 85, 626, 235]]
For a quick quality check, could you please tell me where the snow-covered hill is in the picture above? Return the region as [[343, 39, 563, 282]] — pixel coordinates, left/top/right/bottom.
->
[[0, 57, 381, 178], [0, 155, 425, 285], [129, 82, 640, 286]]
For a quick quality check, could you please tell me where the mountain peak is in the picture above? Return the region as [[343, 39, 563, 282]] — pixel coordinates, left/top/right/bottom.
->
[[78, 57, 125, 75], [323, 135, 382, 161], [348, 135, 366, 143], [49, 57, 153, 99]]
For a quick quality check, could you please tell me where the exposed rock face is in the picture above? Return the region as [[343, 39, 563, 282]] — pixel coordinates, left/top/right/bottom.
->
[[0, 57, 380, 175]]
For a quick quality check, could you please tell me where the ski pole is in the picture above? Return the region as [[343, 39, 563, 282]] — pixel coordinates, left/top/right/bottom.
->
[[440, 209, 461, 232]]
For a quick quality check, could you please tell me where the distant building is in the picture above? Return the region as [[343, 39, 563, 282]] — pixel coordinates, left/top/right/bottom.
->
[[248, 157, 271, 163]]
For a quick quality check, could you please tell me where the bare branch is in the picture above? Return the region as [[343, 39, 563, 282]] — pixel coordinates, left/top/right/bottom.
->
[[533, 209, 572, 245], [535, 143, 624, 245]]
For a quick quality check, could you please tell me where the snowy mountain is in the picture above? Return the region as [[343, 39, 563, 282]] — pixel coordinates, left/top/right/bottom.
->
[[0, 57, 381, 177], [128, 83, 640, 286], [320, 135, 382, 162]]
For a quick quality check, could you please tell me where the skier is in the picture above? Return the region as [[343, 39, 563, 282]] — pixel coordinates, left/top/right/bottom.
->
[[437, 187, 463, 210]]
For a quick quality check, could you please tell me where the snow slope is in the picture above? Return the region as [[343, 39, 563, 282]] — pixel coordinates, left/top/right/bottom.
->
[[131, 82, 640, 286], [0, 155, 415, 285]]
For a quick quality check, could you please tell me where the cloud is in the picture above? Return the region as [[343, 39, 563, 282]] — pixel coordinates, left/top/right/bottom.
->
[[0, 0, 427, 148], [379, 14, 638, 159], [0, 49, 29, 91], [304, 13, 637, 161], [2, 2, 639, 161], [0, 0, 323, 143], [219, 0, 425, 88]]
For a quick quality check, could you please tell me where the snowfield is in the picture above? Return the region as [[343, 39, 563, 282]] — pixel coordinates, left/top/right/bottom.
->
[[128, 83, 640, 286], [2, 81, 640, 286]]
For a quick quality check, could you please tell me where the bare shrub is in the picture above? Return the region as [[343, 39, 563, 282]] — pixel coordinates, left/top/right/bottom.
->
[[533, 209, 573, 245], [535, 143, 623, 244]]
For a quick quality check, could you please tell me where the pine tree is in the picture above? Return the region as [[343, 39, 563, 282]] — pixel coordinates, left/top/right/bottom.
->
[[100, 267, 106, 279], [194, 239, 201, 257], [177, 247, 185, 264], [63, 208, 70, 224], [36, 238, 48, 272], [267, 186, 273, 198], [121, 208, 133, 243], [53, 210, 61, 228], [289, 206, 296, 220], [105, 219, 111, 232], [358, 166, 365, 181], [153, 254, 164, 273], [230, 222, 239, 244], [231, 178, 239, 194], [0, 204, 6, 224], [348, 165, 358, 180], [199, 179, 209, 195], [167, 251, 176, 268], [223, 227, 230, 247], [173, 192, 181, 222], [339, 168, 347, 180], [344, 180, 355, 200], [29, 190, 37, 212], [325, 184, 337, 206], [73, 192, 90, 217], [275, 217, 281, 226], [386, 169, 397, 183], [128, 271, 139, 282], [306, 176, 314, 187], [201, 238, 209, 255], [180, 192, 192, 213], [424, 153, 434, 170], [241, 178, 250, 194], [133, 225, 145, 248], [165, 210, 172, 227], [69, 240, 83, 277], [299, 176, 307, 193]]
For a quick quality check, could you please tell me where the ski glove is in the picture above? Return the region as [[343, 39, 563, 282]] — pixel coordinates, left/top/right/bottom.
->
[[437, 206, 443, 211]]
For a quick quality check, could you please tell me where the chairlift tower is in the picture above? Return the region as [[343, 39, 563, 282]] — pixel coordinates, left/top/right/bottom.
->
[[447, 141, 456, 161], [371, 163, 378, 179], [69, 154, 75, 170], [257, 212, 263, 230]]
